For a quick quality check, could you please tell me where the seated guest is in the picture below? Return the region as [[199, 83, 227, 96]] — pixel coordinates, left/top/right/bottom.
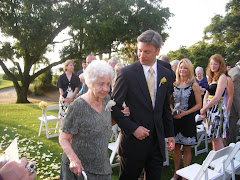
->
[[108, 58, 118, 68], [59, 60, 115, 180], [195, 66, 208, 100], [170, 59, 179, 73]]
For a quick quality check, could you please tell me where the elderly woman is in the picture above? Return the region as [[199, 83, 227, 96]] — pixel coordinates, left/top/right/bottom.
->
[[195, 66, 208, 99], [59, 60, 115, 180], [171, 59, 202, 180], [57, 60, 81, 121]]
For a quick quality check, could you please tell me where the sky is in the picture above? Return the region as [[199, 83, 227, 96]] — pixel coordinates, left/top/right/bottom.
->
[[0, 0, 230, 73], [160, 0, 229, 55]]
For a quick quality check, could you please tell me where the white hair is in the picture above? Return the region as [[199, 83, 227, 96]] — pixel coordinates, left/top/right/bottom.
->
[[84, 60, 115, 87], [170, 60, 179, 66], [195, 66, 204, 73], [108, 58, 118, 65]]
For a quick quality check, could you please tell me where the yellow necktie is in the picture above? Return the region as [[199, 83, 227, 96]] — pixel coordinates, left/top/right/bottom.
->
[[147, 67, 155, 107]]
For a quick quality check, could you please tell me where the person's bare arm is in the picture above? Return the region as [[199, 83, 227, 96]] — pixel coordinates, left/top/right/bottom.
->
[[201, 74, 227, 114], [59, 132, 83, 176], [174, 82, 202, 119]]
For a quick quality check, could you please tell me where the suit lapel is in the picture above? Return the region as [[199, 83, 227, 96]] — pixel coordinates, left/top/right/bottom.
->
[[155, 61, 165, 109], [134, 61, 153, 110]]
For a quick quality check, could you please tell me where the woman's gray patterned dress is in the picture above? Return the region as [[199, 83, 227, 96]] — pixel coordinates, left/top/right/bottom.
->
[[60, 95, 112, 180]]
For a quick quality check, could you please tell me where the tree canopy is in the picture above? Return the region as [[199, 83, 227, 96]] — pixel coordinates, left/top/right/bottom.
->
[[167, 0, 239, 70], [204, 0, 240, 65], [61, 0, 172, 62], [0, 0, 172, 103]]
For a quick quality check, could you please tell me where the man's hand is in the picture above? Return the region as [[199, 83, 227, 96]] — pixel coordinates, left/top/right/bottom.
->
[[166, 137, 175, 151], [133, 126, 150, 140]]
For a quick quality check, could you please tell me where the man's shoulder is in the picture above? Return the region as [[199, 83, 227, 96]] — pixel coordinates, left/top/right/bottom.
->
[[77, 69, 83, 75], [121, 61, 140, 72], [229, 67, 240, 78], [157, 61, 171, 74], [158, 60, 171, 70]]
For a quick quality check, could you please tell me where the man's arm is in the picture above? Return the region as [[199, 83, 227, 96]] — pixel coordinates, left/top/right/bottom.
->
[[162, 72, 175, 138], [111, 68, 139, 136]]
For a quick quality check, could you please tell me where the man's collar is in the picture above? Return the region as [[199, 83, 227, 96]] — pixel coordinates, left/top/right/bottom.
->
[[142, 60, 157, 74]]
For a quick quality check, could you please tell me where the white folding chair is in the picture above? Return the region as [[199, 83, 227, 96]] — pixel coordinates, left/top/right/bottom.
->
[[163, 138, 169, 166], [237, 124, 240, 141], [108, 130, 120, 168], [195, 124, 209, 156], [194, 114, 209, 156], [109, 124, 118, 142], [38, 104, 62, 139], [210, 142, 240, 180], [177, 145, 233, 180]]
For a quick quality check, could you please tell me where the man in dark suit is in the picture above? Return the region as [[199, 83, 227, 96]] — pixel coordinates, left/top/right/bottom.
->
[[79, 55, 96, 94], [227, 61, 240, 144], [111, 30, 175, 180], [77, 60, 86, 76]]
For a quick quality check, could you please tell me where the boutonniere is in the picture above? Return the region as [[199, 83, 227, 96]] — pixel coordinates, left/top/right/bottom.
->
[[38, 101, 48, 112], [105, 99, 116, 111], [159, 77, 167, 87]]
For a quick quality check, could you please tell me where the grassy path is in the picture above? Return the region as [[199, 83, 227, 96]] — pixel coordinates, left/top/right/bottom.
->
[[0, 104, 210, 179]]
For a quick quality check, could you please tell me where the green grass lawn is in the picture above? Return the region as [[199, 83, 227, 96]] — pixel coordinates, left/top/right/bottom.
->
[[0, 104, 210, 180], [0, 79, 14, 89]]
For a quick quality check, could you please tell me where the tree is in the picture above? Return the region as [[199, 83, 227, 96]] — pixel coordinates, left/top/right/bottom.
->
[[204, 0, 240, 65], [188, 42, 226, 71], [167, 42, 226, 73], [0, 0, 88, 103], [167, 46, 191, 61], [62, 0, 172, 63]]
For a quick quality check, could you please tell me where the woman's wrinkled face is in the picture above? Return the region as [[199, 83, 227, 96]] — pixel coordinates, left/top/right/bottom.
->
[[90, 75, 111, 100], [196, 71, 203, 80], [179, 62, 188, 78], [210, 59, 220, 73]]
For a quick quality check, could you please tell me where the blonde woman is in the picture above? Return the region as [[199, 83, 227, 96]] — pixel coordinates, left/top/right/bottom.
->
[[200, 54, 228, 151], [171, 58, 202, 180], [57, 60, 81, 121]]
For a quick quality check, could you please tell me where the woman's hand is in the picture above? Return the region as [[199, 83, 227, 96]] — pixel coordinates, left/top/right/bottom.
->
[[121, 107, 130, 116], [64, 97, 72, 104], [173, 109, 186, 119], [69, 159, 83, 176], [200, 108, 206, 122]]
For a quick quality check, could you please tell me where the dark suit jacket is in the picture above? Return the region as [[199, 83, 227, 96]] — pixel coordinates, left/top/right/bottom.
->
[[77, 69, 84, 76], [229, 66, 240, 118], [111, 60, 174, 160], [158, 60, 176, 92]]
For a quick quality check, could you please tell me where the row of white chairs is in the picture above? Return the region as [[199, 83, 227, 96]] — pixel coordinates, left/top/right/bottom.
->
[[177, 141, 240, 180], [37, 104, 239, 178], [37, 105, 210, 168]]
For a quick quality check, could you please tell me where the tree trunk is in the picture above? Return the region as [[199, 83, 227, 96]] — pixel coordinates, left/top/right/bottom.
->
[[99, 53, 103, 60], [15, 83, 30, 103]]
